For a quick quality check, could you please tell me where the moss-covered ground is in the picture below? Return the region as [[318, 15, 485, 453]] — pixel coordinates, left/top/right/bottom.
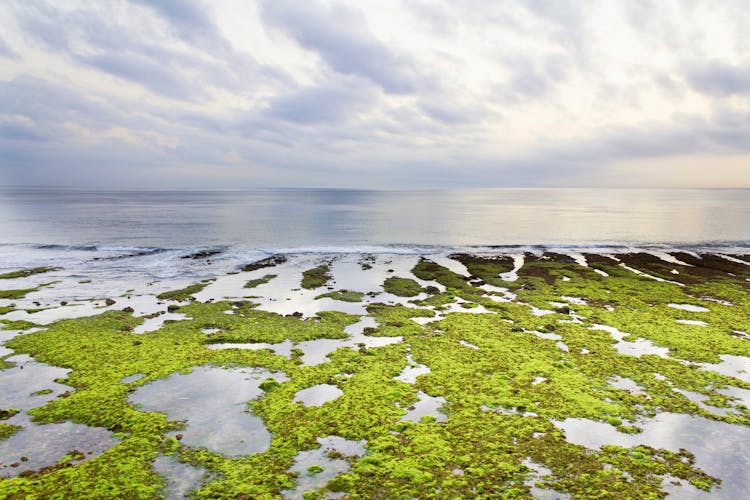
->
[[0, 252, 749, 498], [301, 265, 332, 290], [0, 267, 60, 280]]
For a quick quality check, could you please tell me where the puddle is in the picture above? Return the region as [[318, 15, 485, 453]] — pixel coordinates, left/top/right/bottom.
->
[[294, 316, 402, 366], [668, 304, 710, 313], [153, 454, 207, 500], [554, 412, 750, 498], [479, 284, 516, 302], [716, 385, 750, 408], [608, 376, 647, 396], [201, 328, 221, 335], [207, 340, 294, 359], [0, 421, 117, 477], [699, 355, 750, 383], [129, 365, 288, 456], [434, 298, 492, 317], [394, 354, 431, 384], [662, 474, 714, 499], [698, 297, 732, 306], [590, 324, 670, 358], [0, 356, 116, 478], [282, 436, 366, 500], [716, 254, 750, 266], [400, 391, 447, 422], [429, 255, 471, 277], [293, 384, 343, 407], [653, 252, 692, 266], [619, 264, 683, 286], [560, 296, 587, 306], [567, 253, 588, 268], [522, 458, 571, 500], [133, 312, 189, 334], [0, 359, 71, 411], [121, 373, 144, 384], [500, 254, 524, 282], [526, 329, 562, 341], [528, 305, 555, 316], [481, 404, 538, 417], [673, 389, 736, 417]]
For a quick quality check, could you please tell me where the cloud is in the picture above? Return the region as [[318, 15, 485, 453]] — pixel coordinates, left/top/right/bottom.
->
[[2, 0, 750, 188], [0, 36, 16, 59], [11, 1, 269, 101], [129, 0, 231, 52], [495, 55, 569, 102], [264, 78, 378, 124], [686, 60, 750, 97], [260, 0, 420, 93]]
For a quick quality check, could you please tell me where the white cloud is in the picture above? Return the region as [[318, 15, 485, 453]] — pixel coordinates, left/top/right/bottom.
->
[[0, 0, 749, 188]]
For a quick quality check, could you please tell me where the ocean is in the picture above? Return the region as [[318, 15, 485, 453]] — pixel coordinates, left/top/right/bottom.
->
[[1, 186, 748, 291], [2, 188, 750, 247]]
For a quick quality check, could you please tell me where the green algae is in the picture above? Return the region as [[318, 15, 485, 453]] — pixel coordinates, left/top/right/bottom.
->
[[0, 305, 16, 315], [0, 408, 20, 420], [156, 281, 212, 301], [314, 290, 364, 302], [244, 274, 277, 289], [0, 254, 748, 498], [0, 288, 39, 300], [383, 276, 424, 297], [307, 465, 324, 474], [301, 265, 332, 290], [242, 255, 287, 272], [0, 423, 20, 441], [1, 320, 38, 331], [0, 267, 61, 280]]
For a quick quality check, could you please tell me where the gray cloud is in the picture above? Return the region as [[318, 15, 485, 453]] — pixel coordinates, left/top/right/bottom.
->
[[11, 0, 271, 101], [264, 78, 378, 124], [2, 0, 750, 189], [129, 0, 232, 53], [495, 55, 569, 102], [0, 36, 16, 59], [82, 52, 202, 101], [260, 0, 420, 94], [687, 60, 750, 96]]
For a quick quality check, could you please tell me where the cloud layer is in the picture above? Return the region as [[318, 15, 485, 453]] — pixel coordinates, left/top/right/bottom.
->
[[1, 0, 749, 188]]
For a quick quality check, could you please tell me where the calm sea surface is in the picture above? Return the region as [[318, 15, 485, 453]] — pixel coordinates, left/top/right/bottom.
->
[[1, 188, 749, 250]]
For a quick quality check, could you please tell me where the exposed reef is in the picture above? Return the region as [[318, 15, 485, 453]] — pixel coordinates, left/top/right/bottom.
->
[[0, 251, 748, 498]]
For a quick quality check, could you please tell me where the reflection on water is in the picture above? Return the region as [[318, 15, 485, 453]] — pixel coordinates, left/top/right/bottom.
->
[[0, 421, 116, 478], [129, 366, 288, 456], [283, 436, 366, 500], [400, 391, 447, 422], [293, 384, 343, 407], [153, 454, 207, 500], [555, 412, 750, 498], [1, 188, 749, 248], [0, 356, 116, 477]]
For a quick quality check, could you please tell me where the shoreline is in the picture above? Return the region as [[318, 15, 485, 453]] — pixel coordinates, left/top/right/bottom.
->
[[1, 250, 749, 497]]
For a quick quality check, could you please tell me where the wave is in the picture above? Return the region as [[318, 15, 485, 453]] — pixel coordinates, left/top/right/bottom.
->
[[3, 241, 749, 259]]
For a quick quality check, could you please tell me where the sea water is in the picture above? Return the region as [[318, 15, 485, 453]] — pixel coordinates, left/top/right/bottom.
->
[[0, 188, 748, 277]]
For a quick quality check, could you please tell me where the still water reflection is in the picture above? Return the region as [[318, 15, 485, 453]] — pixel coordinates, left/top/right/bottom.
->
[[1, 188, 748, 248]]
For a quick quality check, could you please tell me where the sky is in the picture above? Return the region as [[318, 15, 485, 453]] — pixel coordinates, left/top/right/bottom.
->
[[1, 0, 749, 189]]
